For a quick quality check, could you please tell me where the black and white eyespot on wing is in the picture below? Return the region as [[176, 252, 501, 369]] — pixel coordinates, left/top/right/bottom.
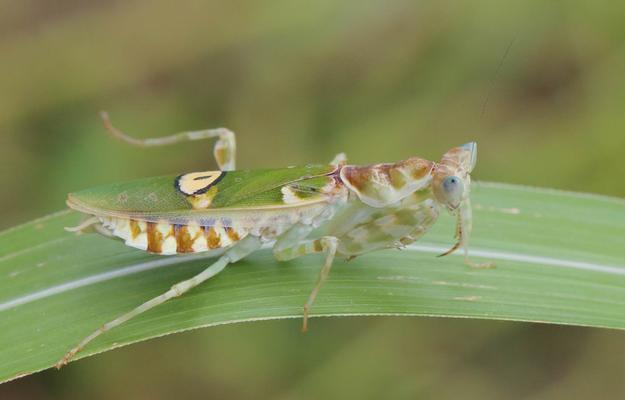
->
[[175, 171, 226, 195]]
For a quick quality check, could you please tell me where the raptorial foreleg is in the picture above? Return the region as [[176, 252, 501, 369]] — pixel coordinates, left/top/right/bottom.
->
[[438, 198, 494, 269]]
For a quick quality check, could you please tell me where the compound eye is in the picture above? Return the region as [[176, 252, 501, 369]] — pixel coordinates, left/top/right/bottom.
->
[[442, 175, 464, 206]]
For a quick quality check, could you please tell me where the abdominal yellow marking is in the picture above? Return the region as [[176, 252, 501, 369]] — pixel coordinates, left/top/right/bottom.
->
[[224, 226, 240, 242], [102, 216, 250, 254], [173, 225, 193, 253], [213, 225, 232, 247], [205, 226, 221, 249], [146, 222, 163, 253], [125, 220, 148, 250], [129, 220, 141, 239]]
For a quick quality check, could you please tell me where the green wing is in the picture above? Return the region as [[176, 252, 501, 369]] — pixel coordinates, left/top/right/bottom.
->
[[68, 165, 336, 216]]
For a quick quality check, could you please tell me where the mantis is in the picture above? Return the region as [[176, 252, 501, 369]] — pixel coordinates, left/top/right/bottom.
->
[[56, 112, 492, 368]]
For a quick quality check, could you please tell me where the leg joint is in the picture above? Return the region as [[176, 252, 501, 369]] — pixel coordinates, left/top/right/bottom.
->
[[320, 236, 338, 252], [170, 282, 186, 297]]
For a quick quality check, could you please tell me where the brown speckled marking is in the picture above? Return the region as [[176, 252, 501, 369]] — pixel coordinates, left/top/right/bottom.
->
[[340, 166, 368, 192], [205, 226, 221, 249], [147, 222, 163, 253], [129, 220, 141, 240], [175, 225, 195, 253], [389, 168, 407, 189], [341, 158, 432, 192], [224, 226, 240, 242], [313, 240, 323, 252], [117, 192, 129, 204], [410, 159, 431, 179]]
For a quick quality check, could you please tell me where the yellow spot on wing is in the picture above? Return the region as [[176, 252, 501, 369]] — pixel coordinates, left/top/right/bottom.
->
[[281, 186, 303, 204], [176, 171, 225, 195], [187, 186, 219, 209]]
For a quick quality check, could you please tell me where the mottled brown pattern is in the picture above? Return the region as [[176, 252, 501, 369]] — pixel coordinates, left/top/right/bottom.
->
[[438, 147, 465, 170], [388, 168, 407, 189], [341, 158, 432, 191], [313, 240, 323, 252], [129, 220, 141, 240], [340, 165, 369, 191], [175, 225, 195, 253], [205, 226, 221, 249], [406, 158, 432, 179], [147, 222, 163, 253], [224, 226, 240, 242]]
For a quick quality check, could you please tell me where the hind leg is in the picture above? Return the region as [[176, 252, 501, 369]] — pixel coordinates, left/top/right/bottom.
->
[[55, 235, 261, 368], [100, 111, 236, 170], [64, 216, 113, 237]]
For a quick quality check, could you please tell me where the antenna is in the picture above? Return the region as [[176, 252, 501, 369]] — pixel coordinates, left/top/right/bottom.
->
[[481, 37, 516, 117]]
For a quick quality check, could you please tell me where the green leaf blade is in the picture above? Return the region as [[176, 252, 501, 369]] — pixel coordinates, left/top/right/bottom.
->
[[1, 182, 624, 383]]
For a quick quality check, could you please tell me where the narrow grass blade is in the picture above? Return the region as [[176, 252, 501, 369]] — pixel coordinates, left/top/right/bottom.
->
[[1, 182, 624, 383]]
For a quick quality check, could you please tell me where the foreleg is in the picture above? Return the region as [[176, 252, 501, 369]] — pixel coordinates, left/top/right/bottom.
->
[[438, 198, 494, 269]]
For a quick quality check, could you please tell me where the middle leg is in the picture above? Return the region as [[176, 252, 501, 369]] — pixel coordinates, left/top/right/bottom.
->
[[274, 233, 339, 332]]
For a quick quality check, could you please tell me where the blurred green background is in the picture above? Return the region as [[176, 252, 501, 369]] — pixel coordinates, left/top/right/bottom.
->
[[2, 0, 625, 398]]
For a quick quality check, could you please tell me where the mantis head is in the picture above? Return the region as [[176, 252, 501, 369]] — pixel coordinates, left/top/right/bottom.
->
[[432, 142, 477, 211], [432, 142, 491, 267]]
